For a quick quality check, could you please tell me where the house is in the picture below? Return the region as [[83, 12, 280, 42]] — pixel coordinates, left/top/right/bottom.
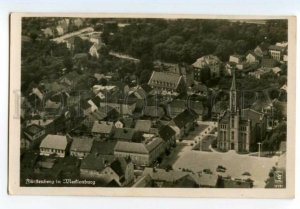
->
[[80, 155, 134, 186], [113, 128, 138, 141], [249, 68, 272, 79], [143, 106, 165, 119], [43, 27, 54, 38], [70, 138, 94, 159], [80, 153, 115, 179], [114, 117, 134, 129], [171, 109, 198, 138], [89, 43, 101, 58], [80, 100, 92, 116], [91, 121, 114, 138], [82, 106, 119, 129], [261, 57, 278, 68], [59, 71, 83, 87], [192, 55, 222, 82], [100, 157, 134, 186], [268, 45, 287, 61], [158, 125, 177, 148], [134, 120, 152, 133], [44, 99, 62, 115], [148, 71, 186, 93], [254, 42, 270, 57], [39, 134, 69, 158], [92, 85, 117, 95], [24, 124, 46, 142], [246, 51, 259, 63], [56, 25, 65, 36], [100, 99, 137, 116], [167, 100, 186, 118], [114, 137, 165, 166], [138, 167, 219, 188], [229, 54, 244, 64]]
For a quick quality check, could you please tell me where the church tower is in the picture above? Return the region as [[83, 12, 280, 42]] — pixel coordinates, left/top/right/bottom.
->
[[230, 69, 237, 113], [229, 69, 239, 151]]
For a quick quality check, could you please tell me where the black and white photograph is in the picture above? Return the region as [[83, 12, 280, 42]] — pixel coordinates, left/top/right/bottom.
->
[[8, 13, 296, 198]]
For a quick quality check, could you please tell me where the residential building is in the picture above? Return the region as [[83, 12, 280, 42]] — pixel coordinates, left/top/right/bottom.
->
[[170, 109, 198, 138], [268, 45, 287, 61], [114, 137, 165, 166], [254, 42, 270, 57], [91, 121, 114, 138], [246, 51, 259, 63], [70, 138, 94, 159], [134, 120, 152, 133], [158, 125, 177, 148], [192, 55, 222, 82], [24, 124, 46, 142], [39, 134, 69, 157], [229, 54, 244, 64]]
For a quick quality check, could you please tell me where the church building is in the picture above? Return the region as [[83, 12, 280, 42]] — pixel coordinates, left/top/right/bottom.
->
[[217, 70, 267, 153]]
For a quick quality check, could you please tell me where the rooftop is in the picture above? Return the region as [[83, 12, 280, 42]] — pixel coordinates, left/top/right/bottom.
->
[[40, 134, 68, 150]]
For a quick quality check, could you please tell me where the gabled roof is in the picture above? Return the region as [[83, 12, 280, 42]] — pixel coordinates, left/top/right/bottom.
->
[[80, 154, 114, 171], [24, 124, 44, 137], [40, 135, 68, 150], [114, 137, 164, 154], [241, 108, 264, 124], [148, 71, 182, 90], [113, 128, 136, 140], [134, 120, 152, 133], [192, 55, 221, 69], [159, 125, 176, 142], [91, 121, 114, 134], [70, 137, 94, 153], [109, 157, 131, 177], [269, 45, 286, 52], [144, 106, 165, 118], [172, 109, 198, 129]]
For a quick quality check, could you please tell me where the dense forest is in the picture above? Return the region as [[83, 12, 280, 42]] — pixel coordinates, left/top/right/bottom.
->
[[101, 19, 287, 63], [21, 18, 288, 93]]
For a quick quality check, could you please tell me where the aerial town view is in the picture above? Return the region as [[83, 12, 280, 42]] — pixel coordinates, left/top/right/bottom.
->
[[20, 17, 287, 189]]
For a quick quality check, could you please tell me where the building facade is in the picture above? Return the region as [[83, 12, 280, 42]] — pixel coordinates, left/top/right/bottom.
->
[[217, 70, 266, 153]]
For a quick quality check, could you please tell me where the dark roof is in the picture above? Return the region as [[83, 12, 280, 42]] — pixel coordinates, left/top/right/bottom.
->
[[24, 124, 44, 137], [80, 154, 114, 171], [144, 106, 165, 118], [159, 125, 176, 142], [91, 96, 102, 108], [80, 100, 92, 110], [70, 138, 94, 153], [172, 109, 198, 129], [175, 175, 198, 188], [110, 157, 131, 177], [113, 128, 136, 140], [261, 58, 278, 68], [241, 108, 264, 124], [91, 141, 117, 155]]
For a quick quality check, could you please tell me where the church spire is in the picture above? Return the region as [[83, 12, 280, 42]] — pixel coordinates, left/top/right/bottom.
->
[[230, 68, 236, 91], [230, 68, 237, 113]]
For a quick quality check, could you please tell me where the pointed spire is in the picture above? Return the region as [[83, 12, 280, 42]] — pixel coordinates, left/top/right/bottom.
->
[[230, 68, 236, 91]]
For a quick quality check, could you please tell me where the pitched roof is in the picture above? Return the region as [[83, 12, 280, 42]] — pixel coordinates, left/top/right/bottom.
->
[[134, 120, 152, 133], [40, 135, 68, 150], [159, 125, 176, 142], [269, 45, 286, 52], [80, 154, 114, 171], [24, 124, 44, 137], [109, 157, 131, 177], [70, 138, 94, 153], [91, 121, 114, 134], [173, 109, 197, 129], [148, 71, 182, 90], [114, 137, 164, 154], [241, 108, 264, 124], [192, 55, 221, 69], [144, 106, 165, 118], [113, 128, 136, 140]]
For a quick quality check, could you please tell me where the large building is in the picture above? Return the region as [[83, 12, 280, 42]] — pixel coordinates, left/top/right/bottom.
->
[[217, 70, 267, 153], [148, 71, 186, 93], [192, 55, 222, 82]]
